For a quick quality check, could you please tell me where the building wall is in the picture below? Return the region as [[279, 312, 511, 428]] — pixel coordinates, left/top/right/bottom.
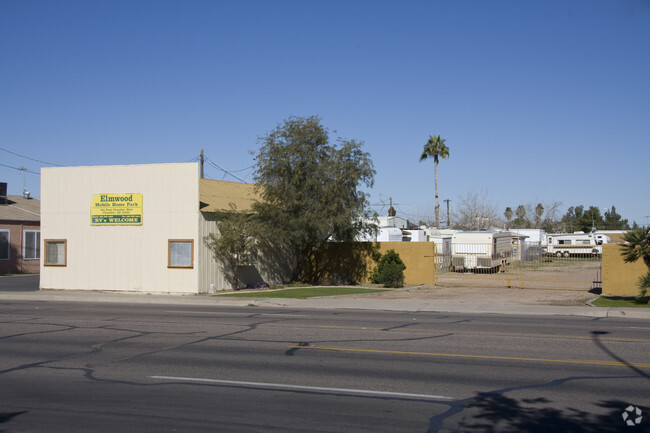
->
[[0, 221, 40, 274], [602, 243, 648, 296], [199, 212, 294, 291], [198, 213, 229, 292], [40, 163, 200, 294], [383, 242, 436, 285]]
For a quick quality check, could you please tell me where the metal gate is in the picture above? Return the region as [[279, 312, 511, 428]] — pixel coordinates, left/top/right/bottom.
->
[[434, 243, 602, 291]]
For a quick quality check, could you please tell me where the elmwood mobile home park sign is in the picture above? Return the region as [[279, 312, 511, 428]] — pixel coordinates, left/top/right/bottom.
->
[[91, 194, 143, 225]]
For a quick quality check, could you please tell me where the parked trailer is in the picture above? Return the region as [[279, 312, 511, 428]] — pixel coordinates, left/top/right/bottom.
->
[[545, 232, 609, 258], [451, 231, 513, 272]]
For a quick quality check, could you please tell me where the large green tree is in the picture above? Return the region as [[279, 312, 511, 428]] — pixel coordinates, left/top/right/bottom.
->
[[252, 115, 376, 281], [562, 205, 604, 233], [419, 134, 450, 228]]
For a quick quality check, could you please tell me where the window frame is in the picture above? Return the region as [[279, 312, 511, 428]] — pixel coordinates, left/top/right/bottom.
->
[[0, 230, 9, 261], [44, 239, 67, 267], [168, 239, 194, 269], [23, 230, 41, 260]]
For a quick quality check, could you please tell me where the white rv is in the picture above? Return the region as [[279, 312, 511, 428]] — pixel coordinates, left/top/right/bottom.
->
[[545, 232, 609, 257], [376, 227, 403, 242], [451, 231, 513, 272]]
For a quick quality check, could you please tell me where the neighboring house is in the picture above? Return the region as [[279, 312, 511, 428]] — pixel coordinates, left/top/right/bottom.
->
[[40, 163, 289, 294], [0, 189, 41, 274]]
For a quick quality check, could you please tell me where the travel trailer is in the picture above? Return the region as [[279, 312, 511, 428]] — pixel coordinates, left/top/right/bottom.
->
[[545, 232, 610, 257], [451, 231, 513, 272], [376, 227, 403, 242]]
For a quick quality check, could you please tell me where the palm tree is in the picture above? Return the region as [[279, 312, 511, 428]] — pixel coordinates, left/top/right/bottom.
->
[[419, 135, 450, 228], [535, 203, 544, 228], [504, 207, 513, 229], [619, 227, 650, 299]]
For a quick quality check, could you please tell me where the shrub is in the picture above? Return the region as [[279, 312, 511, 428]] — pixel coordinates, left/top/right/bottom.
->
[[371, 249, 406, 288]]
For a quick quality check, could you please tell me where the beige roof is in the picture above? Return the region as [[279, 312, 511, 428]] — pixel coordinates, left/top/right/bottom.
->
[[199, 178, 259, 213], [0, 195, 41, 222]]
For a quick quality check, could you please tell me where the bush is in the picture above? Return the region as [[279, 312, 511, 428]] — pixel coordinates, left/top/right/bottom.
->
[[371, 249, 406, 288]]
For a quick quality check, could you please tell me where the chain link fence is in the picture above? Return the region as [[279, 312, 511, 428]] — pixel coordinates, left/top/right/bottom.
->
[[435, 242, 602, 291]]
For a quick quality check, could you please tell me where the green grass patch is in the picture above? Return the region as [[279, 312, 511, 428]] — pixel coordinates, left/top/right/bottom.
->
[[215, 286, 389, 299], [591, 297, 650, 308]]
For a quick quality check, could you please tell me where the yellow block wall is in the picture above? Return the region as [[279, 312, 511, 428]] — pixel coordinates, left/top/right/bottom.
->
[[378, 242, 436, 285], [303, 242, 436, 286], [602, 244, 648, 296]]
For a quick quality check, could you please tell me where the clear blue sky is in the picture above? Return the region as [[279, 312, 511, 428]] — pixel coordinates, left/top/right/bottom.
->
[[1, 0, 649, 226]]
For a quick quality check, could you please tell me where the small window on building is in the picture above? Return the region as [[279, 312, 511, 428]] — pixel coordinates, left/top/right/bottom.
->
[[44, 240, 67, 266], [168, 240, 194, 268], [0, 230, 9, 260], [24, 230, 40, 260]]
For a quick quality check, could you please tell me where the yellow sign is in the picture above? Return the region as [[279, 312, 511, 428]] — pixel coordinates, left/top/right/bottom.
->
[[91, 193, 143, 225]]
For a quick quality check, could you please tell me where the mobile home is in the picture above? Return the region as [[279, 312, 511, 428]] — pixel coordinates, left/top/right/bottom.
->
[[545, 232, 609, 257], [451, 231, 512, 272]]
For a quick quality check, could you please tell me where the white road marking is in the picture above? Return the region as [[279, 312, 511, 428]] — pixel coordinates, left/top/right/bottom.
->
[[149, 376, 455, 401]]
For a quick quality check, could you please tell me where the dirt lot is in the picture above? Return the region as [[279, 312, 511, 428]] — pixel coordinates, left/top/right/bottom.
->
[[355, 285, 597, 307], [350, 259, 601, 307]]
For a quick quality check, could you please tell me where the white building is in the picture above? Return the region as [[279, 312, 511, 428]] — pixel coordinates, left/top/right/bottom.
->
[[40, 163, 286, 294]]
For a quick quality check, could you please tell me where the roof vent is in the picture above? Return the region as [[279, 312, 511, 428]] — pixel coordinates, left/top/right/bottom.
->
[[23, 188, 31, 199]]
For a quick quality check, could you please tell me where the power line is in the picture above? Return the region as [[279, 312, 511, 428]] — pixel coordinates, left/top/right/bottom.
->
[[0, 146, 63, 167], [205, 157, 247, 183], [228, 164, 255, 173], [0, 162, 40, 175]]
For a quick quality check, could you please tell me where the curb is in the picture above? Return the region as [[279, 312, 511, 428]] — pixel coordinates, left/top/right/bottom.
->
[[1, 290, 650, 319]]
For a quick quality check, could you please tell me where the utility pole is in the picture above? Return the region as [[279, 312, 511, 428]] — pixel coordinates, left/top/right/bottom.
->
[[387, 197, 396, 217], [19, 167, 28, 197], [444, 199, 451, 227], [200, 149, 204, 179]]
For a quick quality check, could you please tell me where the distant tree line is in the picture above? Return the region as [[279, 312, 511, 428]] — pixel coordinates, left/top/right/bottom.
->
[[451, 193, 635, 232], [503, 203, 632, 233]]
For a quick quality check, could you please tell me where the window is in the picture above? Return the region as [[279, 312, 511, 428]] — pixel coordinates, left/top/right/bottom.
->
[[168, 240, 194, 268], [558, 240, 572, 245], [0, 230, 8, 260], [24, 230, 40, 260], [44, 240, 67, 266]]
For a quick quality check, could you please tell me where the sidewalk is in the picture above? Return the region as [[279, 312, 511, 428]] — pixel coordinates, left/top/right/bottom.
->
[[1, 288, 649, 320]]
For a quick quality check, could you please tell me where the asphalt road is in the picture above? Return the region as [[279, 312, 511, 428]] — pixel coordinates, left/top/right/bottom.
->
[[1, 301, 649, 432], [0, 274, 38, 291]]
